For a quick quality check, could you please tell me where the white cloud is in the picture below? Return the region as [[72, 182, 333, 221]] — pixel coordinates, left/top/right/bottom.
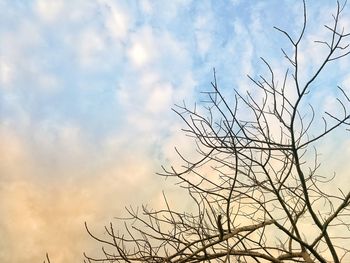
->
[[194, 15, 213, 57], [127, 26, 156, 68], [145, 82, 173, 113], [193, 1, 215, 58], [100, 0, 131, 42], [232, 19, 255, 92], [137, 71, 174, 114], [116, 70, 188, 130], [120, 24, 195, 124], [35, 0, 64, 23], [0, 60, 13, 86], [75, 28, 106, 68], [5, 19, 43, 52], [230, 0, 242, 5], [128, 42, 151, 67], [7, 1, 350, 262], [341, 73, 350, 94], [140, 0, 153, 15], [37, 73, 60, 92], [153, 0, 191, 23]]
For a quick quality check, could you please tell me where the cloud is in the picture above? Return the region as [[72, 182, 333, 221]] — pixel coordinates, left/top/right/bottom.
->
[[118, 23, 195, 127], [1, 1, 350, 262], [35, 0, 64, 23], [127, 34, 154, 67], [75, 28, 107, 68], [140, 0, 153, 15], [101, 0, 131, 42], [0, 118, 166, 262], [0, 60, 13, 86], [0, 177, 96, 262], [193, 4, 214, 57]]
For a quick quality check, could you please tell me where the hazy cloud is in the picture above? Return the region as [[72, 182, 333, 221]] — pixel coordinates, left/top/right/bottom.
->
[[1, 1, 349, 262]]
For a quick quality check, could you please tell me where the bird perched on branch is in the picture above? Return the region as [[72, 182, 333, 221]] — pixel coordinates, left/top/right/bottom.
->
[[217, 214, 224, 241]]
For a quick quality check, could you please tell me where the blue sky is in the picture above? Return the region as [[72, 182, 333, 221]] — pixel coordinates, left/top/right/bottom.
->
[[1, 0, 350, 262]]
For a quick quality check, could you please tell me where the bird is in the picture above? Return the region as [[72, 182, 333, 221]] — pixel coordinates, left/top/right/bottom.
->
[[217, 214, 224, 241]]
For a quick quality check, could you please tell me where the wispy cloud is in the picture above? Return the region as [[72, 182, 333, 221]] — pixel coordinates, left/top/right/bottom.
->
[[1, 0, 349, 262]]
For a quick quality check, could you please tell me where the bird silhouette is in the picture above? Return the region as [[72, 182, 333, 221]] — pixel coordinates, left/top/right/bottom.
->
[[217, 214, 224, 241]]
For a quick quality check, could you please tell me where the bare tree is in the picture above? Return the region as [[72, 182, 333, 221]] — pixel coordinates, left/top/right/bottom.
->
[[84, 1, 350, 262]]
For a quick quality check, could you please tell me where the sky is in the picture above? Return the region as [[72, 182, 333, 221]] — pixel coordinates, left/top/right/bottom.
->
[[1, 0, 350, 262]]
